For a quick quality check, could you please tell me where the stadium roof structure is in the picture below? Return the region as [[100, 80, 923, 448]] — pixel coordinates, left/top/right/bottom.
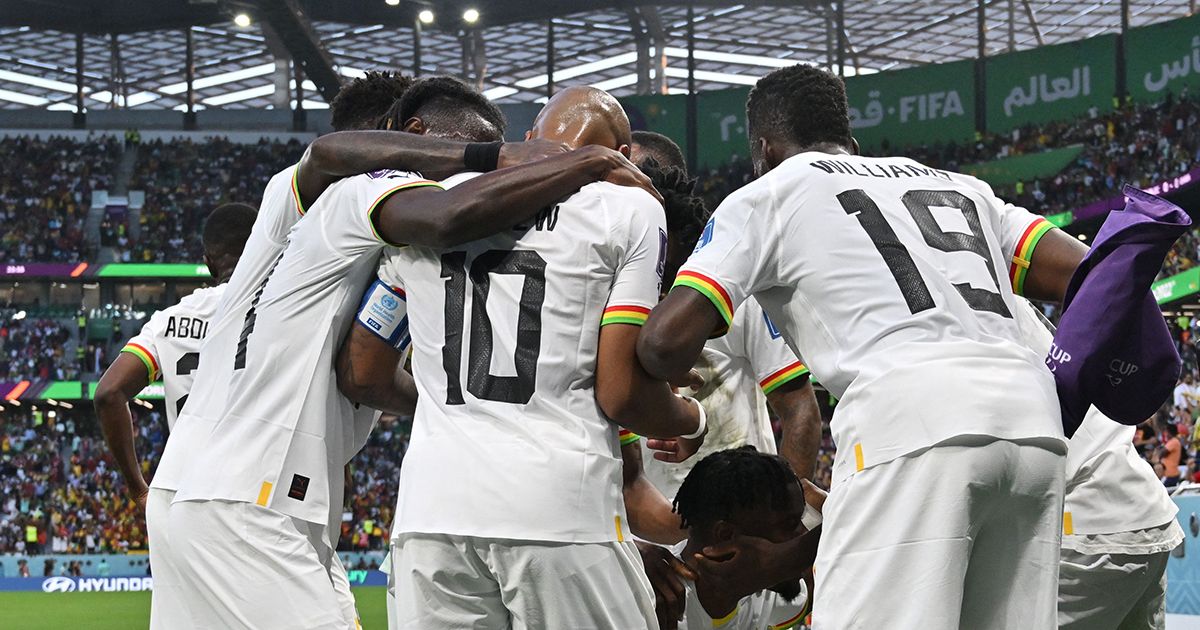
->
[[0, 0, 1194, 110]]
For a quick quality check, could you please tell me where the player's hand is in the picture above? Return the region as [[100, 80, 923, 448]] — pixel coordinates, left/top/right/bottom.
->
[[132, 485, 149, 514], [636, 541, 694, 629], [497, 139, 571, 169], [800, 479, 827, 513], [603, 152, 665, 206], [646, 435, 704, 463], [669, 369, 705, 393], [693, 535, 784, 599]]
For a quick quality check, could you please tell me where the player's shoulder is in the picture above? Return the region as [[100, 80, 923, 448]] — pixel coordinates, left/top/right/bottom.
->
[[170, 285, 226, 316], [576, 180, 661, 209]]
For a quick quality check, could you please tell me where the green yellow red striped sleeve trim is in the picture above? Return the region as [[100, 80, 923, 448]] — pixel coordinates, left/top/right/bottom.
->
[[601, 305, 651, 326], [760, 361, 810, 394], [367, 179, 444, 245], [290, 166, 306, 216], [770, 610, 807, 630], [673, 271, 734, 328], [1009, 218, 1054, 295], [120, 343, 160, 381], [712, 605, 739, 627], [618, 429, 641, 446]]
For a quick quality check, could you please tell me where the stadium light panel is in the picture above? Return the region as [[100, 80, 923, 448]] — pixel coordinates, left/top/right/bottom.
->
[[159, 63, 276, 95], [385, 0, 400, 5], [202, 83, 275, 106], [513, 52, 639, 89], [338, 66, 367, 79], [482, 86, 519, 100], [663, 67, 761, 86], [419, 9, 435, 24], [589, 73, 640, 91], [0, 68, 80, 93], [0, 88, 48, 106], [234, 13, 252, 28], [463, 8, 480, 23], [662, 47, 795, 69]]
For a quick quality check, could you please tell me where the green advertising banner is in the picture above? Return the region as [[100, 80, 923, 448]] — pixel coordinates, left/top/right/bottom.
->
[[1044, 211, 1074, 228], [845, 59, 976, 150], [1153, 267, 1200, 306], [619, 93, 689, 162], [962, 144, 1083, 187], [695, 86, 752, 170], [1127, 13, 1200, 103], [97, 263, 211, 278], [36, 381, 164, 400], [986, 34, 1116, 132]]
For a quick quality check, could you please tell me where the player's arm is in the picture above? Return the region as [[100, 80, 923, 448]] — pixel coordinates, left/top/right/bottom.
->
[[295, 132, 570, 209], [1021, 228, 1088, 303], [769, 377, 822, 480], [335, 326, 418, 416], [596, 323, 703, 438], [374, 145, 660, 249], [621, 434, 685, 545], [93, 352, 153, 509], [638, 289, 725, 385]]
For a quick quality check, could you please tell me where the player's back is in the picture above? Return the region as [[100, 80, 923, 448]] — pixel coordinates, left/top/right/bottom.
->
[[385, 177, 665, 543], [122, 284, 225, 429], [152, 165, 304, 494], [686, 151, 1063, 483], [172, 170, 429, 522]]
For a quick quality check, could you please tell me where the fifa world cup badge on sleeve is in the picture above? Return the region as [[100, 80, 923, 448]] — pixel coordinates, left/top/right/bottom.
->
[[356, 279, 410, 351]]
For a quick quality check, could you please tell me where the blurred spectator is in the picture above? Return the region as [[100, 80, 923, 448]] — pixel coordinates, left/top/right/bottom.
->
[[0, 134, 117, 263]]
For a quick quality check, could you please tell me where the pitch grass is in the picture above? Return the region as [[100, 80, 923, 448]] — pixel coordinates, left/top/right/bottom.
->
[[0, 585, 388, 629]]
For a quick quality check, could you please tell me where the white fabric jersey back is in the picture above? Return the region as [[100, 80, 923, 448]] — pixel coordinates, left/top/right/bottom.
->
[[378, 176, 667, 543], [641, 297, 805, 500], [121, 284, 226, 430], [678, 152, 1065, 484], [172, 170, 435, 524], [152, 165, 304, 492]]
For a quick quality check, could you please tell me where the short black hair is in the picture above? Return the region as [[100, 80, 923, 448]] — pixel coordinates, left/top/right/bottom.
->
[[202, 202, 256, 260], [673, 446, 799, 530], [394, 75, 506, 142], [747, 64, 852, 151], [632, 131, 687, 172], [330, 71, 414, 131], [640, 157, 709, 250]]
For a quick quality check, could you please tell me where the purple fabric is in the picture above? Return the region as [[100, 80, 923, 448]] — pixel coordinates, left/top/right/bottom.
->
[[1049, 185, 1191, 436]]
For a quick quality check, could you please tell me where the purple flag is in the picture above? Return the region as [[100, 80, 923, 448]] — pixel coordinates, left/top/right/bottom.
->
[[1049, 186, 1191, 436]]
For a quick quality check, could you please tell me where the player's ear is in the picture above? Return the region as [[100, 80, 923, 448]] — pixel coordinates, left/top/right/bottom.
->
[[524, 130, 533, 141], [617, 143, 631, 159], [203, 254, 217, 279], [402, 117, 427, 135], [712, 520, 736, 543], [850, 137, 861, 155]]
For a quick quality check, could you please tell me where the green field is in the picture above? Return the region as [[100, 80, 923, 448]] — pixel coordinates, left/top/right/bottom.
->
[[0, 586, 388, 629]]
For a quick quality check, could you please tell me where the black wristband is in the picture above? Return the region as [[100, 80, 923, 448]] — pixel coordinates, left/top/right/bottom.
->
[[464, 141, 503, 172]]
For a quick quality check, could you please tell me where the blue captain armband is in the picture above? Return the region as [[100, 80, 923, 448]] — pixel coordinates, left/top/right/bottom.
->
[[355, 279, 411, 353]]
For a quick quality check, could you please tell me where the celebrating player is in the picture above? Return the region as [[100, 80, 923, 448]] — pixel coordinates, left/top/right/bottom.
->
[[165, 76, 657, 629], [636, 64, 1088, 628], [93, 202, 256, 630], [1009, 300, 1185, 629], [337, 85, 700, 628]]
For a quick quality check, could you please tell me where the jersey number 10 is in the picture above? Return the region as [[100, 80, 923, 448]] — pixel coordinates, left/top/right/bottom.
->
[[440, 250, 547, 405]]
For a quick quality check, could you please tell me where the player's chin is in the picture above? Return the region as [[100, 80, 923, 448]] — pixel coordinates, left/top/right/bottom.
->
[[769, 579, 805, 602]]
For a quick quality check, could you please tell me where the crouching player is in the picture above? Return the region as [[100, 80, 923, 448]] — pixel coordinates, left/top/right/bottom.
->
[[642, 446, 821, 629]]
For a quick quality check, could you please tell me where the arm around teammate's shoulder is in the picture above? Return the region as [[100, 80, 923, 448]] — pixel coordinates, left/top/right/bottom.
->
[[373, 145, 661, 249], [595, 323, 704, 439]]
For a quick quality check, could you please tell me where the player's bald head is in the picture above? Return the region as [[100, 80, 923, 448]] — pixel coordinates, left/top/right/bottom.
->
[[528, 86, 632, 155]]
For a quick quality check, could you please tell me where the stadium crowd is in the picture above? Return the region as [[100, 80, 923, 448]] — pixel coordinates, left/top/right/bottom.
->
[[0, 134, 118, 264], [0, 310, 81, 382], [4, 92, 1200, 565], [126, 137, 303, 263]]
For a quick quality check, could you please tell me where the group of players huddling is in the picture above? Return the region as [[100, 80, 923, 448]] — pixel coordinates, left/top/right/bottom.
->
[[93, 64, 1184, 630]]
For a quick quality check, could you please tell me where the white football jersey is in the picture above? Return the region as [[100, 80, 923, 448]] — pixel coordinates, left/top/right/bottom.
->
[[678, 152, 1065, 485], [640, 297, 807, 500], [153, 165, 305, 493], [378, 175, 667, 543], [121, 284, 226, 430], [172, 170, 438, 524], [1011, 300, 1178, 537]]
